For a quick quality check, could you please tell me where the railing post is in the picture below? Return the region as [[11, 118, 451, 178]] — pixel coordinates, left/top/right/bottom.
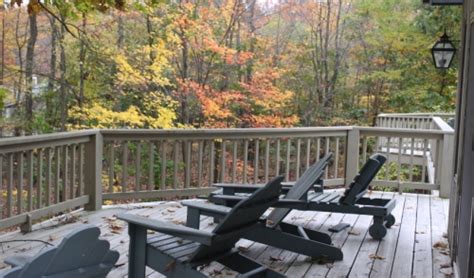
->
[[438, 133, 454, 198], [84, 131, 103, 210], [345, 127, 360, 187]]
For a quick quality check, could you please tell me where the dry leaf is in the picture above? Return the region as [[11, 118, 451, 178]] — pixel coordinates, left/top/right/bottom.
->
[[433, 241, 448, 249], [269, 256, 282, 262], [212, 269, 222, 275], [440, 263, 451, 269], [266, 220, 274, 226], [238, 246, 249, 253], [48, 235, 55, 242], [147, 230, 156, 234], [167, 208, 177, 213], [164, 260, 176, 271], [348, 230, 360, 236], [172, 220, 185, 225], [369, 254, 385, 260]]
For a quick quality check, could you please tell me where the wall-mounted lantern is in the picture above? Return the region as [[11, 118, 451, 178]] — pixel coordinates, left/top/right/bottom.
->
[[431, 33, 456, 69]]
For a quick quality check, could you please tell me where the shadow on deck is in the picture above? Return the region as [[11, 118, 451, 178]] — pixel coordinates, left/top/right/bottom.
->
[[0, 191, 451, 277]]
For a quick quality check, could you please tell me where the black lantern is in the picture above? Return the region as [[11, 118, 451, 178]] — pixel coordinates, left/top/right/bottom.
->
[[431, 33, 456, 69]]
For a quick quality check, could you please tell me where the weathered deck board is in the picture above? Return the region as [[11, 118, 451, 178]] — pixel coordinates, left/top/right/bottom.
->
[[0, 192, 451, 278]]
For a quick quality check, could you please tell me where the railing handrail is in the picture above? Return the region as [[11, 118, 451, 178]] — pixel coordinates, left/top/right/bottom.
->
[[432, 116, 455, 132], [378, 112, 455, 117], [0, 113, 456, 232]]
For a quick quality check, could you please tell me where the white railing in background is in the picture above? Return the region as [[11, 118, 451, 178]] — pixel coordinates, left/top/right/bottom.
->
[[0, 113, 455, 231]]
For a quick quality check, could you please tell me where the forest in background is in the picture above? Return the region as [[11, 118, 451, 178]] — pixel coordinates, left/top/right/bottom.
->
[[0, 0, 461, 135]]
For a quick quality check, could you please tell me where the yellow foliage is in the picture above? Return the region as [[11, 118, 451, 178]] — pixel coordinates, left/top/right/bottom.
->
[[68, 92, 178, 129]]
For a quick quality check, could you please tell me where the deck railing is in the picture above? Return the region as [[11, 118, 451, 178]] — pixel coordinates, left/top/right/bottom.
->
[[0, 114, 455, 231]]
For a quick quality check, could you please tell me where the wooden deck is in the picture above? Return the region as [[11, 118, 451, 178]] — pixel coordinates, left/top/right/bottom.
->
[[0, 191, 452, 277]]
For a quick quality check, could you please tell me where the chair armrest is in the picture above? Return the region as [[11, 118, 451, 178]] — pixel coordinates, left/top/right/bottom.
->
[[118, 214, 215, 246], [4, 255, 31, 267], [213, 183, 265, 188], [181, 200, 231, 215]]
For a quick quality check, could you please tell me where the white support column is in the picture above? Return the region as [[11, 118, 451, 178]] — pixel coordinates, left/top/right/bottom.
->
[[345, 128, 360, 187]]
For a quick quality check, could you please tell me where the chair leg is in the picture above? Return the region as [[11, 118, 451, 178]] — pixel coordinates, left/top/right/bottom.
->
[[217, 252, 285, 277], [186, 208, 201, 229], [128, 224, 147, 278]]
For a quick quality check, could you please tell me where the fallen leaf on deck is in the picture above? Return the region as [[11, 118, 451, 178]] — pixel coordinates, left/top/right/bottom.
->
[[167, 208, 177, 213], [433, 241, 448, 249], [0, 262, 8, 269], [212, 269, 222, 275], [440, 263, 451, 269], [172, 220, 185, 225], [164, 260, 176, 271], [348, 230, 360, 235], [269, 256, 282, 262], [147, 230, 156, 234], [369, 254, 385, 260], [238, 246, 249, 253], [266, 220, 274, 226], [48, 235, 55, 242], [177, 239, 184, 244]]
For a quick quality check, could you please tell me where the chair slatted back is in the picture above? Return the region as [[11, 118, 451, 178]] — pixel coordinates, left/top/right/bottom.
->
[[266, 154, 332, 228], [189, 176, 284, 262], [338, 154, 386, 205]]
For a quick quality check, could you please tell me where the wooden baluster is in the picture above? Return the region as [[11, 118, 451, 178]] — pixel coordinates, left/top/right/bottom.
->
[[70, 145, 76, 199], [325, 137, 330, 179], [109, 142, 115, 193], [422, 139, 427, 183], [122, 142, 128, 192], [385, 137, 391, 181], [209, 140, 215, 186], [161, 141, 167, 190], [397, 137, 402, 192], [197, 141, 203, 187], [296, 139, 301, 179], [316, 138, 321, 161], [79, 144, 84, 196], [362, 136, 368, 164], [27, 150, 33, 212], [7, 153, 13, 217], [221, 140, 226, 183], [286, 139, 291, 181], [306, 139, 311, 170], [45, 148, 52, 206], [18, 152, 24, 213], [254, 140, 259, 183], [135, 142, 142, 192], [55, 147, 61, 203], [264, 139, 270, 183], [62, 146, 68, 201], [275, 139, 281, 176], [185, 141, 191, 188], [148, 142, 155, 190], [0, 155, 2, 218], [243, 140, 248, 183], [335, 137, 340, 179], [232, 141, 237, 183], [173, 141, 179, 189], [409, 138, 415, 182]]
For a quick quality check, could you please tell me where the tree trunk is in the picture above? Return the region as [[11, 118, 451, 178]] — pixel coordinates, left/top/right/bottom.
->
[[24, 11, 37, 134], [58, 18, 67, 131], [78, 13, 87, 107]]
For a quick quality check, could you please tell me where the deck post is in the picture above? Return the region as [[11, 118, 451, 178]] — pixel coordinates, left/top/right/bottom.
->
[[84, 131, 103, 210], [439, 133, 454, 198], [345, 127, 360, 187]]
